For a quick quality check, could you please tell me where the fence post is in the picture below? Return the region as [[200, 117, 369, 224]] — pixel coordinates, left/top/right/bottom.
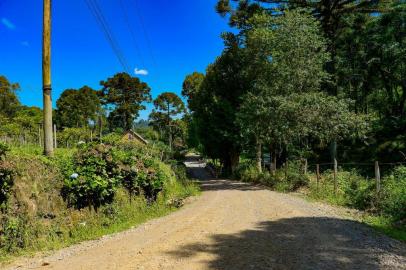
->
[[375, 161, 381, 196], [334, 158, 338, 195], [304, 158, 308, 175], [38, 124, 42, 147], [285, 159, 289, 181], [316, 164, 320, 192], [53, 124, 57, 149]]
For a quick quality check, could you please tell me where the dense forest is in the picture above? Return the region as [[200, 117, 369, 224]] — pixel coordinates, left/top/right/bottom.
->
[[183, 0, 406, 175]]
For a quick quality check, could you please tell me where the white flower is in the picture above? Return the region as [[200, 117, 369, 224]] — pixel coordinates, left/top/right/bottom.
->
[[70, 173, 79, 179]]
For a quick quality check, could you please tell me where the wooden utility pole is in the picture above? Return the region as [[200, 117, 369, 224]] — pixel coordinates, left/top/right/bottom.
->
[[43, 0, 54, 156]]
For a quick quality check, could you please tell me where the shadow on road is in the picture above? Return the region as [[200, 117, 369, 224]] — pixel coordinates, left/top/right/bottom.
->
[[166, 217, 405, 270]]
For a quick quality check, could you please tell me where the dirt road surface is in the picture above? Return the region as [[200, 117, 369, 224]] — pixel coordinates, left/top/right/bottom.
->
[[4, 156, 406, 270]]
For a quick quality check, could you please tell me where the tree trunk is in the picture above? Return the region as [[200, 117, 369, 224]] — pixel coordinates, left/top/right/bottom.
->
[[330, 141, 337, 163], [223, 149, 240, 176], [256, 139, 262, 173], [270, 145, 277, 175]]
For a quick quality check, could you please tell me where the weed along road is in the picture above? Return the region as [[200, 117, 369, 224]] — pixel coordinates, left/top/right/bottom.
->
[[6, 156, 406, 270]]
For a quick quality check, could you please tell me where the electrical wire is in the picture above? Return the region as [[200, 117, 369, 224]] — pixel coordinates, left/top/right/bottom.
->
[[85, 0, 131, 73], [132, 0, 157, 70], [118, 0, 146, 69]]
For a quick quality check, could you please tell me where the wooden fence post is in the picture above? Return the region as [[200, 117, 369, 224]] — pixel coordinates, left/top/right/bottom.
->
[[304, 159, 308, 175], [334, 158, 338, 195], [316, 164, 320, 192], [375, 161, 381, 196], [53, 124, 57, 149], [285, 159, 289, 181], [38, 124, 42, 147]]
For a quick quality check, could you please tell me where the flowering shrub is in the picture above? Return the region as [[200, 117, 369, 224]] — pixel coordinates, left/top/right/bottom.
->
[[62, 143, 120, 210], [62, 143, 167, 209]]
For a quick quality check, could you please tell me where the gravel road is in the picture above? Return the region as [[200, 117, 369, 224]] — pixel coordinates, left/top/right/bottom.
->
[[4, 156, 406, 270]]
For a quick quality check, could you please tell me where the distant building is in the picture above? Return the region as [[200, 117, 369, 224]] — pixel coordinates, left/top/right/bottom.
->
[[122, 130, 148, 145]]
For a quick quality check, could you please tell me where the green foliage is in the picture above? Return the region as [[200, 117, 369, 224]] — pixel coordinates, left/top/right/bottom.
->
[[182, 72, 204, 111], [55, 86, 101, 129], [0, 144, 199, 259], [0, 143, 14, 207], [0, 161, 14, 208], [0, 142, 10, 160], [120, 156, 165, 202], [308, 166, 406, 222], [58, 127, 92, 147], [99, 73, 151, 131], [62, 144, 120, 210], [61, 142, 173, 209], [380, 166, 406, 221], [235, 160, 309, 192], [0, 215, 28, 252], [0, 75, 20, 119], [149, 92, 186, 150]]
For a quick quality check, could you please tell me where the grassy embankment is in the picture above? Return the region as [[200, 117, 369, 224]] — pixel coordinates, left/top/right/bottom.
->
[[0, 144, 200, 263]]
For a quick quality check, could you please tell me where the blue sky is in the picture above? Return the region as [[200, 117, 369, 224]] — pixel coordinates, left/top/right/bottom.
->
[[0, 0, 230, 120]]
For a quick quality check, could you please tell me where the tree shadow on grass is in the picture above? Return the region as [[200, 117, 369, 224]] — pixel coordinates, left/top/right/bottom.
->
[[167, 217, 406, 270]]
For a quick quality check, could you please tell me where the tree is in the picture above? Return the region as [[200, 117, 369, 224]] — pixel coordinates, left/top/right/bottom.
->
[[188, 41, 251, 174], [182, 72, 204, 111], [56, 86, 101, 129], [99, 73, 151, 131], [150, 92, 185, 150], [366, 3, 406, 118], [216, 0, 391, 95], [0, 75, 20, 118], [236, 10, 330, 171]]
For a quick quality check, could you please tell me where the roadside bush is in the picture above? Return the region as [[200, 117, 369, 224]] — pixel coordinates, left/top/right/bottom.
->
[[0, 215, 28, 252], [61, 143, 121, 210], [380, 166, 406, 221], [0, 161, 14, 208], [0, 143, 14, 209], [0, 142, 10, 160], [120, 157, 165, 203], [235, 160, 309, 192], [309, 167, 405, 222]]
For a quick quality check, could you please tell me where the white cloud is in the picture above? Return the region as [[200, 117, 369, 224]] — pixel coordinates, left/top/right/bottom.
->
[[1, 18, 15, 30], [134, 68, 148, 76], [21, 41, 29, 47]]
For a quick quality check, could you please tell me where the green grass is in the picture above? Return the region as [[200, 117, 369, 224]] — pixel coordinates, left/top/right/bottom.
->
[[305, 179, 406, 242], [363, 215, 406, 242]]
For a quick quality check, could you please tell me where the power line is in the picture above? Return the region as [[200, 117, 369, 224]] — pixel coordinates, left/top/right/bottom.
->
[[132, 0, 157, 70], [85, 0, 131, 74], [118, 0, 146, 69]]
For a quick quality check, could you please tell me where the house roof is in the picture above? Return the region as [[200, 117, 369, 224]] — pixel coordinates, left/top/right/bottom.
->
[[124, 130, 149, 145]]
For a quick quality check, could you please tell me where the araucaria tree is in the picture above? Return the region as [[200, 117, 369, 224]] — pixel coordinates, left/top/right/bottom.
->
[[149, 92, 185, 150], [99, 73, 151, 131]]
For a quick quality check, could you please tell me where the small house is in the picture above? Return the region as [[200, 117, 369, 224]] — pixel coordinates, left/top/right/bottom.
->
[[122, 130, 149, 145]]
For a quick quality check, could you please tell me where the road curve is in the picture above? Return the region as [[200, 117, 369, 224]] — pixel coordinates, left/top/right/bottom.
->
[[4, 156, 406, 270]]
